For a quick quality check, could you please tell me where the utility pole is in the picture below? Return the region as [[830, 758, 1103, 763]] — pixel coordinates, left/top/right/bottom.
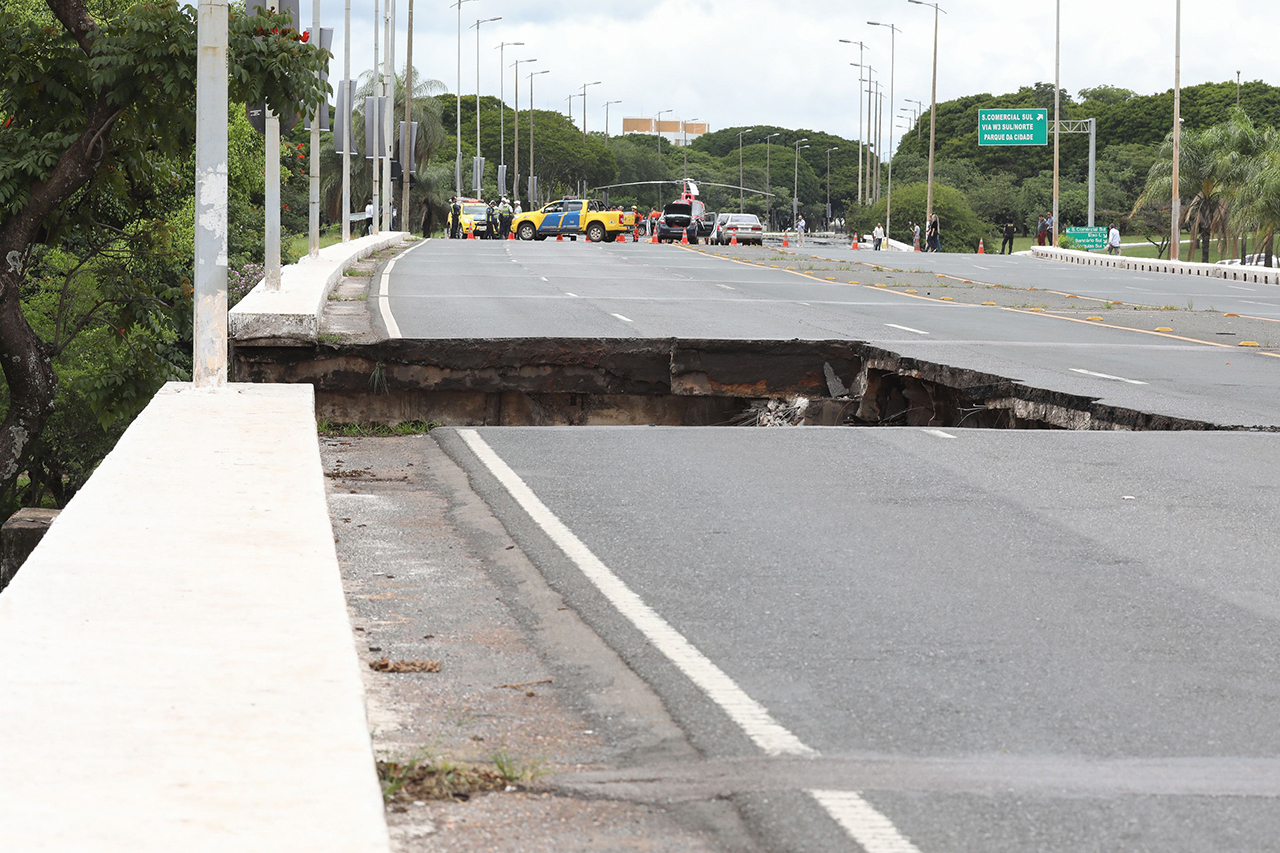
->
[[341, 0, 350, 243], [453, 0, 476, 196], [370, 0, 379, 234], [382, 0, 393, 229], [826, 146, 839, 229], [495, 40, 524, 192], [1171, 0, 1182, 261], [307, 0, 320, 257], [1052, 0, 1061, 247], [402, 0, 413, 229], [472, 15, 501, 197], [764, 132, 780, 230], [193, 0, 228, 387], [512, 58, 535, 207], [868, 20, 899, 237], [793, 138, 809, 226], [528, 69, 549, 205], [265, 6, 282, 281], [841, 38, 868, 206], [908, 0, 945, 230], [738, 128, 754, 212]]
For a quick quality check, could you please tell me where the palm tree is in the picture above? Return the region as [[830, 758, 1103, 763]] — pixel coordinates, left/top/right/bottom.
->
[[1233, 126, 1280, 267], [319, 67, 448, 235]]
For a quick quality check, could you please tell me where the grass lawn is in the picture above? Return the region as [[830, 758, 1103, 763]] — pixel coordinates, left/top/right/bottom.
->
[[284, 226, 345, 260]]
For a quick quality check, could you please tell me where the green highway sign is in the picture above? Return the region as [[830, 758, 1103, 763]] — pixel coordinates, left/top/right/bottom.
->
[[977, 109, 1048, 146], [1065, 226, 1107, 250]]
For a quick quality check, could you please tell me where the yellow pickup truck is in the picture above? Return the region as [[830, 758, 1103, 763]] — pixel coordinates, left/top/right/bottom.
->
[[511, 199, 636, 242]]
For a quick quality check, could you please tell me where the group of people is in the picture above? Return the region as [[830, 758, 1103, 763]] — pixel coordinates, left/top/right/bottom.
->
[[1035, 212, 1056, 246], [903, 215, 941, 252], [445, 195, 520, 240], [361, 199, 397, 236]]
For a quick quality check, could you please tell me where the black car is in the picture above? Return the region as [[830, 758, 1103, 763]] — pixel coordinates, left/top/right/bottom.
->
[[655, 200, 705, 244]]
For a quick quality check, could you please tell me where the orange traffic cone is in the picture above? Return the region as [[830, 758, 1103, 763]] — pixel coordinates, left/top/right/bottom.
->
[[651, 230, 658, 244], [783, 232, 790, 248], [467, 229, 475, 240], [680, 231, 689, 245], [978, 238, 985, 254], [556, 232, 563, 242], [914, 243, 921, 252], [507, 230, 514, 241], [852, 236, 859, 250], [730, 235, 738, 247]]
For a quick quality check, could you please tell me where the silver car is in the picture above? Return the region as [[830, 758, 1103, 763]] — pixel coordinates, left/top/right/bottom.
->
[[714, 213, 765, 246]]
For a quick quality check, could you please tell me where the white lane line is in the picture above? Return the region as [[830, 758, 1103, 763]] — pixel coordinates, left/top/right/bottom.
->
[[798, 302, 812, 306], [1126, 286, 1152, 292], [922, 429, 956, 440], [377, 260, 402, 339], [565, 292, 579, 298], [1227, 285, 1256, 291], [456, 430, 815, 757], [611, 313, 634, 323], [1242, 300, 1274, 306], [717, 284, 736, 290], [884, 323, 930, 336], [541, 276, 549, 281], [973, 265, 990, 270], [810, 791, 923, 853], [1070, 368, 1148, 385]]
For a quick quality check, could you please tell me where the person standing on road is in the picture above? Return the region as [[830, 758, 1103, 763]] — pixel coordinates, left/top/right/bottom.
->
[[926, 214, 940, 252], [1108, 222, 1122, 255], [797, 214, 807, 247], [1045, 212, 1055, 246], [497, 197, 514, 240], [1035, 215, 1047, 247], [1001, 220, 1016, 254], [912, 221, 921, 251], [363, 198, 373, 236], [872, 222, 885, 251], [448, 196, 462, 239]]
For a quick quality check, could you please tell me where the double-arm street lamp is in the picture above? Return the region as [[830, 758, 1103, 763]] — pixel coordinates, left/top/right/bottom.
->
[[793, 138, 809, 227], [738, 128, 755, 212], [908, 0, 946, 238], [868, 20, 900, 237], [839, 40, 869, 207]]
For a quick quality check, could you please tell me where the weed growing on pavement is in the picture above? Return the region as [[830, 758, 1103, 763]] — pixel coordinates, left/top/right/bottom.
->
[[316, 418, 438, 437], [318, 332, 343, 344], [491, 749, 547, 784], [378, 751, 510, 803]]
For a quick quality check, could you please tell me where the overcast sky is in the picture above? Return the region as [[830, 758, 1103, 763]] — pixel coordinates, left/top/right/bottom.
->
[[312, 0, 1276, 151]]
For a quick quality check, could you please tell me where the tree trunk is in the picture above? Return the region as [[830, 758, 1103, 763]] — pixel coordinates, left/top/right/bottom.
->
[[1266, 231, 1275, 268], [1202, 222, 1211, 264], [0, 281, 57, 509]]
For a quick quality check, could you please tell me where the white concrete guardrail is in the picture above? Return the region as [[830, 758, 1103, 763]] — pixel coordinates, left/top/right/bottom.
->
[[0, 382, 389, 852], [230, 231, 408, 343], [1032, 245, 1280, 286]]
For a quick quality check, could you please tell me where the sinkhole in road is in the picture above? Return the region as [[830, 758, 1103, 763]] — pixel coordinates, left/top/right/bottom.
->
[[231, 337, 1226, 431]]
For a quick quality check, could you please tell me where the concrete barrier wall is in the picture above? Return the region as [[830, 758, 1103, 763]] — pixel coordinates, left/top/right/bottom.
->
[[230, 232, 408, 343], [1032, 245, 1280, 286], [0, 383, 389, 852]]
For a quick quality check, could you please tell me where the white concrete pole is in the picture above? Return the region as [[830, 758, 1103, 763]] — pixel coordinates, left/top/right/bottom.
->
[[402, 0, 413, 229], [308, 0, 320, 257], [869, 22, 899, 235], [265, 111, 281, 288], [1171, 0, 1182, 261], [194, 0, 228, 388], [382, 0, 393, 230], [371, 0, 380, 235], [513, 59, 521, 205], [1052, 0, 1061, 247], [1088, 118, 1096, 227], [341, 0, 351, 243]]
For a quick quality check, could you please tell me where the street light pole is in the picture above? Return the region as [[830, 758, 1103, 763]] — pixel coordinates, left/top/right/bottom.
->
[[826, 146, 839, 229], [402, 0, 414, 233], [683, 118, 701, 182], [868, 21, 900, 237], [193, 0, 228, 387], [765, 132, 780, 230], [453, 0, 477, 196], [1172, 0, 1182, 261], [604, 100, 622, 138], [738, 128, 754, 212], [793, 138, 809, 227], [581, 80, 602, 140], [1052, 0, 1060, 247], [341, 0, 351, 243], [495, 40, 524, 188], [528, 68, 549, 205], [471, 15, 501, 197], [381, 0, 393, 230], [656, 109, 673, 156], [908, 1, 945, 236], [512, 58, 535, 206], [840, 40, 868, 207]]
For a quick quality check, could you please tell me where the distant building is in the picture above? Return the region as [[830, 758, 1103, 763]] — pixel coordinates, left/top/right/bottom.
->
[[622, 118, 709, 147]]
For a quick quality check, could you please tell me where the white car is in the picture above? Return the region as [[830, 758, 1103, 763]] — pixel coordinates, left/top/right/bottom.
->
[[713, 213, 765, 246]]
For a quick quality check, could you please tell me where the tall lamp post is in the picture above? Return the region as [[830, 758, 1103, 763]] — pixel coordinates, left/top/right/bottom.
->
[[793, 138, 809, 228], [854, 63, 876, 203], [840, 40, 868, 207], [604, 100, 622, 138], [737, 128, 755, 212], [683, 118, 702, 182], [764, 131, 781, 230], [825, 146, 839, 229], [1172, 0, 1182, 261], [904, 99, 924, 139], [908, 1, 945, 236], [495, 39, 524, 193], [580, 80, 602, 139], [868, 20, 900, 237], [511, 57, 536, 206], [655, 108, 673, 156], [528, 68, 549, 205], [470, 15, 501, 196], [193, 0, 228, 387], [453, 0, 477, 196]]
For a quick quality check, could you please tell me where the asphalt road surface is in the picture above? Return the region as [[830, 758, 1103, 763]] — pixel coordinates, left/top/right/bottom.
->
[[785, 247, 1280, 319], [440, 426, 1280, 853], [380, 240, 1280, 427]]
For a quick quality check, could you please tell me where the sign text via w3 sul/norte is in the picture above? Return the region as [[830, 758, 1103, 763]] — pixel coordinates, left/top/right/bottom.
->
[[978, 109, 1049, 146]]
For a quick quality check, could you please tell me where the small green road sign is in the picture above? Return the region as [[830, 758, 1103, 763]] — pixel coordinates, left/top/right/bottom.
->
[[1065, 226, 1107, 250], [978, 109, 1049, 146]]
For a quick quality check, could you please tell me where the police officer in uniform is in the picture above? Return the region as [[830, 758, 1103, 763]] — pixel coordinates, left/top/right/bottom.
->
[[497, 197, 514, 239], [448, 196, 462, 239]]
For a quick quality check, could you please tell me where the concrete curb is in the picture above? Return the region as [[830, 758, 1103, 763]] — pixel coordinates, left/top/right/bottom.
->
[[1031, 245, 1280, 286], [230, 232, 410, 343], [0, 383, 390, 852]]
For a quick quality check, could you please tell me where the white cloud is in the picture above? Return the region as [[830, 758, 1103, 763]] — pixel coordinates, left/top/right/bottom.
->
[[314, 0, 1277, 151]]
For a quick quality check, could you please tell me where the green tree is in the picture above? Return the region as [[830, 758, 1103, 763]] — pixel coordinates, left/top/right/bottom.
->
[[0, 0, 328, 513], [858, 182, 988, 252]]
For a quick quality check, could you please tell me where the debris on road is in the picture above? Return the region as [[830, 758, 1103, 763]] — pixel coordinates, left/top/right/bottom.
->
[[370, 657, 442, 673]]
